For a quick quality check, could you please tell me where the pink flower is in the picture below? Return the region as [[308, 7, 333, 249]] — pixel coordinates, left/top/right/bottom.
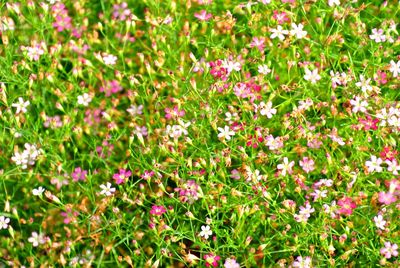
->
[[150, 205, 167, 216], [113, 169, 132, 184], [60, 208, 79, 224], [53, 15, 72, 32], [194, 10, 212, 21], [165, 106, 185, 120], [71, 167, 87, 182], [299, 157, 315, 173], [378, 191, 397, 205], [249, 37, 265, 52], [204, 253, 221, 267], [380, 242, 398, 259], [337, 196, 356, 216]]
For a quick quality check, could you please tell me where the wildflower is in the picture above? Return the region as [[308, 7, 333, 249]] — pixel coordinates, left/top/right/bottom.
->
[[373, 214, 386, 230], [378, 191, 397, 205], [349, 96, 368, 113], [258, 64, 271, 75], [359, 115, 379, 131], [292, 256, 312, 268], [53, 15, 72, 32], [113, 169, 132, 184], [270, 25, 288, 41], [204, 253, 221, 267], [71, 167, 87, 182], [369, 28, 386, 43], [11, 97, 30, 114], [222, 59, 241, 74], [0, 216, 10, 229], [299, 157, 315, 173], [102, 53, 117, 65], [218, 126, 235, 141], [165, 106, 185, 120], [272, 11, 290, 24], [250, 37, 265, 52], [328, 0, 340, 6], [127, 104, 143, 116], [112, 2, 131, 21], [303, 68, 321, 84], [380, 242, 398, 259], [77, 93, 92, 106], [386, 159, 400, 175], [290, 23, 307, 39], [99, 182, 116, 196], [277, 157, 295, 176], [60, 207, 79, 224], [365, 155, 383, 173], [199, 225, 212, 239], [32, 186, 45, 196], [194, 10, 212, 21], [150, 205, 167, 216], [337, 196, 356, 216], [294, 202, 315, 223], [28, 232, 47, 247], [355, 75, 373, 93], [224, 258, 240, 268], [389, 60, 400, 78], [175, 180, 201, 204], [255, 101, 277, 118]]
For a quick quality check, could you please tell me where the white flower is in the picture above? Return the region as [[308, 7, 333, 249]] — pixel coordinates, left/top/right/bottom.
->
[[217, 126, 235, 141], [303, 68, 321, 84], [0, 216, 10, 229], [373, 215, 386, 230], [389, 60, 400, 78], [290, 23, 307, 39], [11, 97, 30, 114], [369, 28, 386, 43], [365, 155, 383, 173], [256, 101, 276, 118], [11, 151, 28, 169], [386, 159, 400, 175], [77, 93, 92, 106], [277, 157, 295, 176], [349, 96, 368, 113], [222, 59, 241, 74], [355, 75, 372, 93], [32, 186, 45, 196], [270, 25, 289, 41], [258, 64, 271, 75], [100, 182, 116, 196], [103, 54, 117, 65], [28, 232, 47, 247], [328, 0, 340, 6], [199, 225, 212, 239]]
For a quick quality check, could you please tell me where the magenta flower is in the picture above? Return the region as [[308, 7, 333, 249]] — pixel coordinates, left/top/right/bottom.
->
[[380, 242, 398, 259], [71, 167, 87, 182], [150, 205, 167, 216], [113, 169, 132, 184], [378, 191, 397, 205], [194, 10, 212, 21], [337, 196, 356, 216], [60, 208, 79, 224], [165, 106, 185, 120], [204, 253, 221, 267]]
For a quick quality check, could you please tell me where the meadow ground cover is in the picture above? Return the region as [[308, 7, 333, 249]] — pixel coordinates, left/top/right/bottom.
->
[[0, 0, 399, 267]]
